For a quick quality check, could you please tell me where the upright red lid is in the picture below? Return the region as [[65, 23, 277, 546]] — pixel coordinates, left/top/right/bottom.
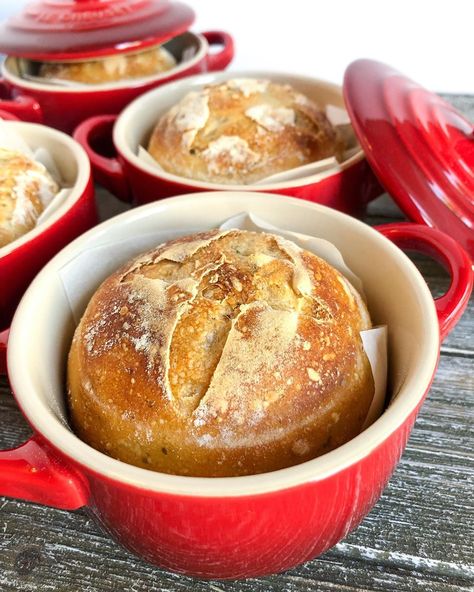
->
[[344, 59, 474, 259], [0, 0, 195, 60]]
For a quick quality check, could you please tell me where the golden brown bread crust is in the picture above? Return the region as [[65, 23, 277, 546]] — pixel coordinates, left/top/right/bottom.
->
[[39, 46, 176, 84], [68, 230, 373, 477], [147, 78, 345, 184], [0, 148, 59, 248]]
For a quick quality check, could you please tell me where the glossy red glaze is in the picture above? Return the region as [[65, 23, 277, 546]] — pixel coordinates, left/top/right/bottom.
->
[[344, 59, 474, 260], [0, 434, 89, 510], [201, 31, 235, 73], [75, 115, 132, 202], [375, 223, 473, 341], [0, 219, 471, 579], [0, 79, 42, 123], [51, 419, 415, 578], [0, 176, 96, 332], [0, 408, 415, 577], [0, 31, 234, 133], [0, 0, 195, 60], [0, 109, 19, 121], [74, 114, 381, 215]]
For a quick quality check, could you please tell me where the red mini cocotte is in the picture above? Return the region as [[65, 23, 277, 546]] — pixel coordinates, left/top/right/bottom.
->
[[1, 191, 473, 579], [74, 69, 382, 213], [0, 119, 95, 339], [0, 0, 234, 133]]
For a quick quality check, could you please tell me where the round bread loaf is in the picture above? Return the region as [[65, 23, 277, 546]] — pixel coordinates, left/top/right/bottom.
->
[[39, 46, 176, 84], [0, 148, 59, 248], [68, 229, 374, 477], [147, 78, 345, 184]]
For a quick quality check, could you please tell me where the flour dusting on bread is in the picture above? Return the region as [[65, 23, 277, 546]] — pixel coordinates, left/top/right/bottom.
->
[[245, 104, 295, 132], [202, 136, 261, 175], [194, 302, 299, 428], [167, 90, 210, 149], [225, 78, 270, 97]]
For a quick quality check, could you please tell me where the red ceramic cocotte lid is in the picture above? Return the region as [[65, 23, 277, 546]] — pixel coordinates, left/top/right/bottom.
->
[[0, 0, 195, 60], [344, 59, 474, 259]]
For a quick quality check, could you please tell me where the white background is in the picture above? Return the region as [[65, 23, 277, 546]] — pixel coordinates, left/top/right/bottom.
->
[[1, 0, 472, 94], [193, 0, 473, 94]]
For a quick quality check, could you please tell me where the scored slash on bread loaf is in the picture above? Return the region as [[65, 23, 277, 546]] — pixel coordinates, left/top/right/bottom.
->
[[68, 230, 374, 477], [147, 78, 345, 185], [0, 148, 59, 248]]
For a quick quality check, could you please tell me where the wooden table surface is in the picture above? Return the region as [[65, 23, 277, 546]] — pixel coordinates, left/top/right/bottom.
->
[[0, 95, 472, 592]]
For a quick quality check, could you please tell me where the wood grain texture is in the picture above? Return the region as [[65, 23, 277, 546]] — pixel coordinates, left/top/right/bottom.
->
[[0, 94, 472, 592]]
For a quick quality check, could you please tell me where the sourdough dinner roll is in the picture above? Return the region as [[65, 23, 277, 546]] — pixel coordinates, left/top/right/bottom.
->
[[147, 78, 345, 184], [0, 148, 59, 248], [39, 46, 176, 85], [68, 229, 374, 477]]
